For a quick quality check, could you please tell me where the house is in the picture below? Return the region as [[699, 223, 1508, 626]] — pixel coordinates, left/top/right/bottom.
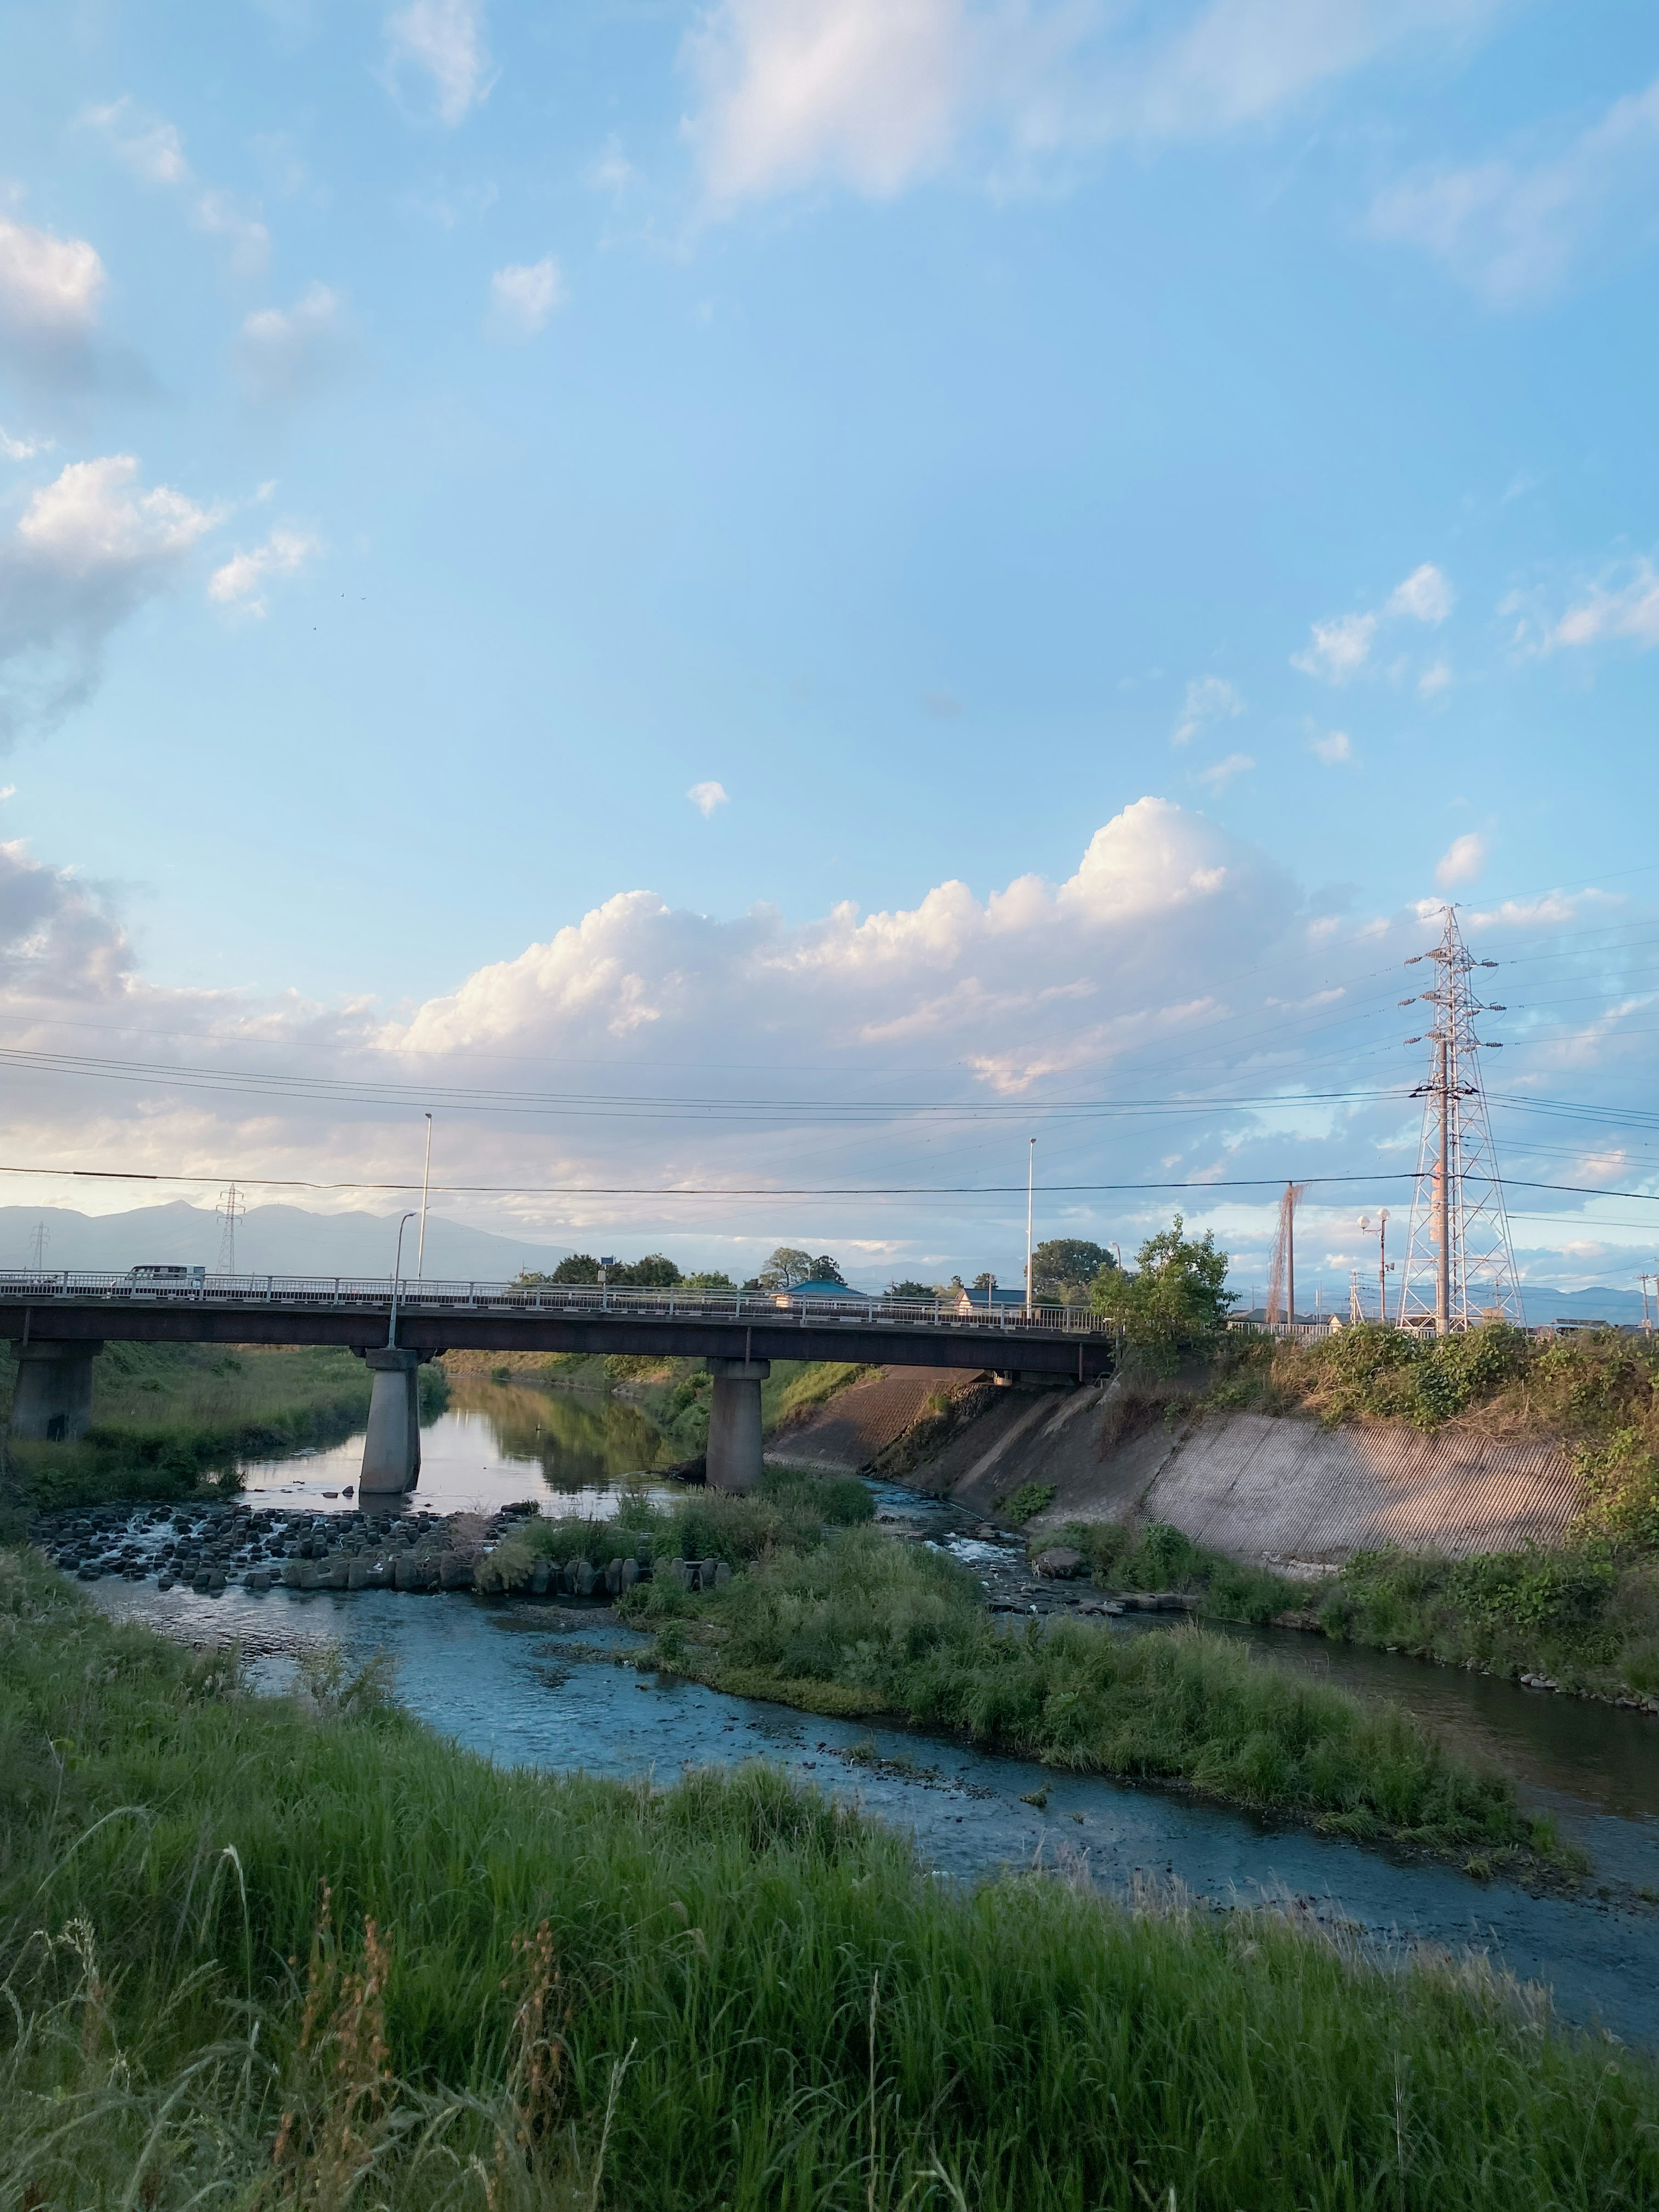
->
[[950, 1284, 1030, 1314], [772, 1276, 875, 1305]]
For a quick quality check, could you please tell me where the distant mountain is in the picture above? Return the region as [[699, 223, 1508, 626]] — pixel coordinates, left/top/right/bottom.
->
[[0, 1202, 571, 1282], [1519, 1285, 1650, 1326]]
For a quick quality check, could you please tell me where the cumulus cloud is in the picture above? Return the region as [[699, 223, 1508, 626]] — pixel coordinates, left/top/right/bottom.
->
[[682, 0, 1495, 209], [81, 99, 268, 274], [1, 426, 54, 461], [1370, 76, 1659, 306], [1293, 562, 1453, 684], [1311, 730, 1352, 764], [0, 836, 134, 998], [488, 258, 565, 339], [687, 780, 730, 817], [235, 285, 350, 407], [1435, 831, 1488, 888], [1418, 661, 1452, 699], [385, 0, 496, 126], [0, 217, 106, 385], [1171, 674, 1241, 747], [208, 527, 318, 616], [0, 454, 219, 741]]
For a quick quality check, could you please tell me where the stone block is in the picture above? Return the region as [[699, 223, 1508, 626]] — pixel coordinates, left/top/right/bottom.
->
[[621, 1557, 639, 1592], [529, 1563, 550, 1596], [347, 1558, 374, 1591], [714, 1562, 732, 1587], [439, 1552, 473, 1591], [1033, 1548, 1085, 1580], [575, 1560, 597, 1598], [394, 1555, 420, 1592], [605, 1557, 623, 1597]]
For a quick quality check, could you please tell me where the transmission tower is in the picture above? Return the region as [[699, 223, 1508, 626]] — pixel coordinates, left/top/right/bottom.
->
[[1265, 1181, 1306, 1323], [215, 1183, 246, 1275], [1396, 907, 1524, 1333], [29, 1220, 48, 1270]]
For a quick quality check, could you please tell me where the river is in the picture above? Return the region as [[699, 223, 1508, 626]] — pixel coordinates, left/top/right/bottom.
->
[[88, 1381, 1659, 2047]]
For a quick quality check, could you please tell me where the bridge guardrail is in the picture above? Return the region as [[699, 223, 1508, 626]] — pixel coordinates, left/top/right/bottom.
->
[[0, 1271, 1115, 1338]]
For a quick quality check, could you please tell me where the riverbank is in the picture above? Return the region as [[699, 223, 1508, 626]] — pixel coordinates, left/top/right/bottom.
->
[[3, 1545, 1655, 2210], [0, 1343, 449, 1523]]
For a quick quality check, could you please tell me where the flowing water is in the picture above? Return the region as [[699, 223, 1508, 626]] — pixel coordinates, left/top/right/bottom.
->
[[88, 1383, 1659, 2047]]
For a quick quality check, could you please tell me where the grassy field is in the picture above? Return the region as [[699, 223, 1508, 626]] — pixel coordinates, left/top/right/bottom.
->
[[2, 1544, 1653, 2210]]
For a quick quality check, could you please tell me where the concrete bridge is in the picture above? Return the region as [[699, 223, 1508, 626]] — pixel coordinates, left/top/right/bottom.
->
[[0, 1273, 1115, 1497]]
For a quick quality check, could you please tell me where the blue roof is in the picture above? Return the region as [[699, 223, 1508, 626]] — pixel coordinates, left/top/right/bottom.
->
[[788, 1277, 872, 1300]]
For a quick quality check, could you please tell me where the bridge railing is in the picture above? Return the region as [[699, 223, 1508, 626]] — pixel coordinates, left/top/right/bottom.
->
[[0, 1270, 1116, 1337]]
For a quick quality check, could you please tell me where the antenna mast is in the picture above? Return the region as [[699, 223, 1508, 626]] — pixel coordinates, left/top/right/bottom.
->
[[1397, 907, 1523, 1333], [215, 1182, 246, 1276], [1265, 1182, 1306, 1324]]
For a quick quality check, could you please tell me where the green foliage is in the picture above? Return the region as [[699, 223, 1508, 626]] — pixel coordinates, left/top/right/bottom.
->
[[1030, 1237, 1114, 1305], [756, 1245, 815, 1290], [665, 1532, 1569, 1869], [886, 1279, 935, 1301], [999, 1482, 1055, 1525], [681, 1270, 736, 1290], [1, 1550, 1649, 2210], [1092, 1215, 1234, 1374]]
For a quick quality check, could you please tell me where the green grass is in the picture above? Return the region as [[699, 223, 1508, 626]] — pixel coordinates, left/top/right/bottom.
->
[[0, 1343, 443, 1520], [1, 1547, 1653, 2210], [999, 1481, 1055, 1524], [633, 1528, 1575, 1874]]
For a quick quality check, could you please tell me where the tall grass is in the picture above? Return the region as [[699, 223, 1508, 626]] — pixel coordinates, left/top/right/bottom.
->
[[1, 1547, 1653, 2209], [632, 1528, 1573, 1870]]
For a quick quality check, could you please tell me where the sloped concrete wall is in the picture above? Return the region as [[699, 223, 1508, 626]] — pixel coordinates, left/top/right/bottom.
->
[[1138, 1412, 1583, 1563]]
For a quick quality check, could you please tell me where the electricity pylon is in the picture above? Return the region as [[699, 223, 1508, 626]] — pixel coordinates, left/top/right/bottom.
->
[[215, 1183, 246, 1276], [1397, 906, 1524, 1333]]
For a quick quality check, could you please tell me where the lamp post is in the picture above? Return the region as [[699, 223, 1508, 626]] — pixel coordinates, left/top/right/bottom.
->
[[1025, 1136, 1035, 1319], [416, 1113, 433, 1279], [388, 1211, 418, 1348]]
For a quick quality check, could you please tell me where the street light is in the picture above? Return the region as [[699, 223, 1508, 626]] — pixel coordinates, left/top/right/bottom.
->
[[1025, 1136, 1036, 1319], [417, 1113, 433, 1279], [388, 1211, 418, 1348]]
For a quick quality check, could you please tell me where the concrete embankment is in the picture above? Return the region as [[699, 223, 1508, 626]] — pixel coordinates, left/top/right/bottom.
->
[[773, 1367, 1586, 1563]]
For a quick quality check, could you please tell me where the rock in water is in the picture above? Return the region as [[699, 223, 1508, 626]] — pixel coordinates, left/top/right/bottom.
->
[[1033, 1547, 1085, 1580]]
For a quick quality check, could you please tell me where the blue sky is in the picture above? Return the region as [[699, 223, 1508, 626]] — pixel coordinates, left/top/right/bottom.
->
[[1, 0, 1657, 1300]]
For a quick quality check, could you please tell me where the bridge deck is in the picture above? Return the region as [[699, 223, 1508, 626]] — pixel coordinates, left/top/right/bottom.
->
[[0, 1275, 1117, 1379]]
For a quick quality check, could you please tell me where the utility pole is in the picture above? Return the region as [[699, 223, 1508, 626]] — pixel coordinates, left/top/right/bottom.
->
[[417, 1112, 433, 1279], [1398, 906, 1522, 1333], [1025, 1136, 1035, 1318], [1287, 1182, 1296, 1325]]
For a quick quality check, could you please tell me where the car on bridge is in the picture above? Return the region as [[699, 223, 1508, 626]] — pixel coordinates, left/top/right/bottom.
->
[[127, 1264, 207, 1292]]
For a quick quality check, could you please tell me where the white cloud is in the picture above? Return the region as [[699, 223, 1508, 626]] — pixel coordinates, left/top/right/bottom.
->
[[1292, 610, 1376, 683], [488, 258, 565, 339], [0, 834, 134, 998], [1418, 661, 1452, 698], [235, 284, 349, 407], [587, 137, 638, 195], [682, 0, 1496, 209], [0, 217, 106, 380], [1434, 831, 1488, 888], [385, 0, 496, 127], [1193, 751, 1254, 791], [1294, 562, 1454, 685], [1311, 730, 1352, 764], [1370, 76, 1659, 306], [1386, 562, 1454, 624], [687, 780, 730, 817], [208, 527, 319, 616], [1, 426, 54, 461], [1534, 559, 1659, 655], [1171, 674, 1241, 747], [81, 99, 268, 274], [0, 454, 219, 741]]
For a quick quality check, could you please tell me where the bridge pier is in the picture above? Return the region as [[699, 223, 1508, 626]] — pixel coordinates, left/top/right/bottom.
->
[[359, 1347, 425, 1496], [9, 1340, 103, 1443], [706, 1357, 769, 1493]]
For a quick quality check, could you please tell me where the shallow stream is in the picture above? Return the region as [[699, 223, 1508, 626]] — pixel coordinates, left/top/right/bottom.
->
[[88, 1383, 1659, 2048]]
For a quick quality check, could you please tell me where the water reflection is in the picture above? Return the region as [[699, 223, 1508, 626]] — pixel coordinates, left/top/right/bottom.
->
[[240, 1382, 680, 1519]]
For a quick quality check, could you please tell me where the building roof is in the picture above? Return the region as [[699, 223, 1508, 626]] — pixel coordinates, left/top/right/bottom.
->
[[782, 1277, 874, 1301]]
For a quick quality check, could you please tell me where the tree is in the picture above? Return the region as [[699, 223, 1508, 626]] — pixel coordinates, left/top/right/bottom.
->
[[808, 1254, 846, 1285], [1031, 1238, 1114, 1305], [1091, 1215, 1234, 1374], [613, 1253, 682, 1288], [683, 1271, 735, 1290], [757, 1246, 814, 1290], [973, 1271, 998, 1291], [549, 1254, 600, 1285], [887, 1279, 934, 1300]]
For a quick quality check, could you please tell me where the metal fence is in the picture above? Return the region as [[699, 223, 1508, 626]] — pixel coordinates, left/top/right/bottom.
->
[[0, 1270, 1115, 1338]]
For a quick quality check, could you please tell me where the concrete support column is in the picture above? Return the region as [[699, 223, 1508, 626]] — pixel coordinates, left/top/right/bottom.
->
[[361, 1347, 423, 1495], [10, 1341, 103, 1442], [705, 1357, 770, 1494]]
